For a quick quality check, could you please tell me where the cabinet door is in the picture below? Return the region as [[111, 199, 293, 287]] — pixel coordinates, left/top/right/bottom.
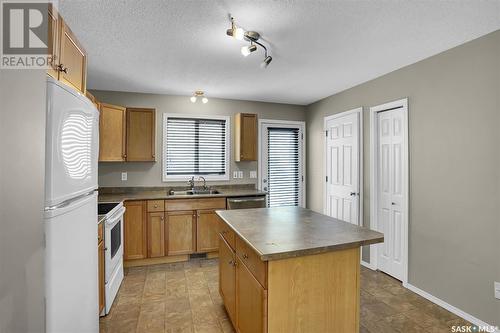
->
[[196, 210, 221, 252], [236, 257, 267, 333], [123, 201, 147, 260], [58, 18, 87, 93], [147, 212, 165, 258], [99, 103, 126, 162], [47, 4, 60, 79], [235, 113, 257, 161], [219, 236, 236, 323], [166, 211, 195, 255], [126, 108, 156, 161], [98, 240, 105, 314]]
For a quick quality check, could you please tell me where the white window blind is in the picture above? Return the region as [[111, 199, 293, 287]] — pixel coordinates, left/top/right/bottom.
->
[[163, 116, 229, 180], [267, 127, 300, 207]]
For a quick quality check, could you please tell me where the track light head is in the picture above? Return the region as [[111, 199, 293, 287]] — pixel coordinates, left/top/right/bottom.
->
[[261, 56, 272, 68], [241, 44, 257, 57]]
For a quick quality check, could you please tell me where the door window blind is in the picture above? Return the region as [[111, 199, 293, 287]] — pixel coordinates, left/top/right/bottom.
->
[[267, 127, 300, 207], [164, 117, 227, 177]]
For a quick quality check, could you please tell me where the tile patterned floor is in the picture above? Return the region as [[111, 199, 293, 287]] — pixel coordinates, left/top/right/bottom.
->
[[100, 259, 470, 333]]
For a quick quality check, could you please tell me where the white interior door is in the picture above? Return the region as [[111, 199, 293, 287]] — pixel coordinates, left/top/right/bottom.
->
[[325, 112, 360, 225], [260, 121, 305, 208], [376, 108, 405, 280]]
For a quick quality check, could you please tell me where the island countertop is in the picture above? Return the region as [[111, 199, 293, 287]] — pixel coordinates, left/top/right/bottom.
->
[[216, 206, 384, 261]]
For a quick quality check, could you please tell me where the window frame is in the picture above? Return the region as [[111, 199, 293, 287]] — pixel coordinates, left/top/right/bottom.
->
[[162, 113, 230, 182]]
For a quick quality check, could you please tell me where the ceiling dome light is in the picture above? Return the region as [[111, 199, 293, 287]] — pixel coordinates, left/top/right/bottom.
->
[[202, 97, 208, 104], [241, 44, 257, 57], [261, 55, 273, 68], [190, 96, 197, 103], [190, 91, 208, 103]]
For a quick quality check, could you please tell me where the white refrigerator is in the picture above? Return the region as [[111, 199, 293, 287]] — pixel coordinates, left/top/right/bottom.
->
[[44, 77, 100, 333]]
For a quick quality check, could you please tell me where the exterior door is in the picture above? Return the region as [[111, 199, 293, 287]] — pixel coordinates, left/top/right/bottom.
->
[[325, 111, 360, 225], [377, 108, 405, 280], [260, 122, 305, 208]]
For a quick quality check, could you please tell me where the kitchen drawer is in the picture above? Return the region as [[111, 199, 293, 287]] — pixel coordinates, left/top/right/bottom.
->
[[165, 198, 226, 211], [235, 236, 267, 288], [218, 218, 235, 250], [147, 200, 164, 212], [197, 198, 226, 210], [98, 222, 104, 243]]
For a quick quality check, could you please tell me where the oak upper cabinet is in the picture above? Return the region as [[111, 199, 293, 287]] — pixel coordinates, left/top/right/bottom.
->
[[196, 210, 220, 252], [147, 212, 165, 258], [219, 236, 236, 324], [126, 108, 156, 161], [99, 103, 127, 162], [123, 201, 147, 260], [235, 113, 258, 161], [47, 4, 60, 80], [58, 17, 87, 94], [235, 256, 267, 333], [166, 211, 196, 255]]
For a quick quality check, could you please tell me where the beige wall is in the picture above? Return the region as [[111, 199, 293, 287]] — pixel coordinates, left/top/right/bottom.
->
[[306, 30, 500, 325], [91, 90, 306, 187], [0, 70, 46, 332]]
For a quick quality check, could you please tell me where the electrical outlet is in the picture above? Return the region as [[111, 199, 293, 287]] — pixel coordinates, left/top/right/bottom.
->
[[250, 171, 257, 179], [495, 282, 500, 300], [121, 172, 127, 181], [233, 171, 238, 179], [238, 171, 243, 179]]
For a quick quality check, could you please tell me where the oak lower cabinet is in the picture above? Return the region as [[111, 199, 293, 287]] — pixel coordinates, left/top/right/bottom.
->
[[219, 237, 236, 317], [147, 212, 165, 258], [166, 211, 196, 255], [123, 201, 147, 260], [99, 103, 127, 162], [236, 256, 267, 333], [196, 209, 221, 252]]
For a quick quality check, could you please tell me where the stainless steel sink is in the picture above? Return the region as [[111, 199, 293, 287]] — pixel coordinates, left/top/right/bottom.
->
[[168, 189, 220, 196]]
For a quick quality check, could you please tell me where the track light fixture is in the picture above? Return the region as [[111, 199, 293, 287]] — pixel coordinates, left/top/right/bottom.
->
[[226, 16, 273, 68], [190, 91, 208, 104]]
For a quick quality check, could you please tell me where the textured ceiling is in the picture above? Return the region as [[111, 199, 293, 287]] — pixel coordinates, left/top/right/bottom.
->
[[58, 0, 500, 105]]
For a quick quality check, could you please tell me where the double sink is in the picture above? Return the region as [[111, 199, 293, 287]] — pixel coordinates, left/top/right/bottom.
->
[[168, 188, 220, 196]]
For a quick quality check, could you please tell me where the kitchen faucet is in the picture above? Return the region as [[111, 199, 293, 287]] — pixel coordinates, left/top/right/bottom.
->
[[199, 176, 207, 189]]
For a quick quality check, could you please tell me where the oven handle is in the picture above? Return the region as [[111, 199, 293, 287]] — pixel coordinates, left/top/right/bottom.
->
[[105, 206, 126, 227]]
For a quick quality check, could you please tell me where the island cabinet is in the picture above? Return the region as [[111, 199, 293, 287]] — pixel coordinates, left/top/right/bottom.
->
[[216, 206, 385, 333]]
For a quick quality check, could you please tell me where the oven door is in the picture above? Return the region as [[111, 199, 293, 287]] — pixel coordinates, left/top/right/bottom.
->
[[104, 207, 125, 280]]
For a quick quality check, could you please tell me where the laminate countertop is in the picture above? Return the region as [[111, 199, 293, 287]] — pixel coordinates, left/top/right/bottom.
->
[[216, 206, 384, 261], [98, 187, 266, 202]]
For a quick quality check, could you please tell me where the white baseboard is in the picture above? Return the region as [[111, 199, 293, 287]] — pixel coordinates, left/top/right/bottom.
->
[[361, 260, 376, 270], [405, 283, 499, 332]]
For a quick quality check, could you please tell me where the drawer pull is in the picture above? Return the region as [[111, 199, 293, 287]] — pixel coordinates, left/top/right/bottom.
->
[[221, 230, 227, 234], [242, 253, 249, 259], [154, 204, 158, 208]]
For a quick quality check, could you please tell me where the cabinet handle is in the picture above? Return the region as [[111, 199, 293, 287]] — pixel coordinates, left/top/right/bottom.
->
[[221, 230, 227, 234], [228, 260, 234, 266], [242, 254, 249, 259], [154, 204, 158, 208], [57, 64, 68, 73]]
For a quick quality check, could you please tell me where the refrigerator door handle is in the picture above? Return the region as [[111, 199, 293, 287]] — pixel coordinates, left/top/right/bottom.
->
[[45, 191, 97, 216]]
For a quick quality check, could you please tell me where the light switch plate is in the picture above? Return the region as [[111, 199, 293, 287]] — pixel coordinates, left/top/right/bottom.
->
[[250, 171, 257, 179], [238, 171, 244, 179], [121, 172, 127, 181], [495, 282, 500, 300], [233, 171, 238, 179]]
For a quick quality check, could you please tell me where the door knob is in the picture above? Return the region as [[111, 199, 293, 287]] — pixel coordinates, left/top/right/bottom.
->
[[350, 192, 358, 196], [391, 202, 396, 205]]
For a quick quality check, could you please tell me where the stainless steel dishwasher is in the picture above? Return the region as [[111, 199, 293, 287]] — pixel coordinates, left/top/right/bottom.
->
[[226, 196, 266, 209]]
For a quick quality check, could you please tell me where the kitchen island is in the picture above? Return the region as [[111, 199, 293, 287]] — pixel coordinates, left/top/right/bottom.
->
[[216, 206, 384, 333]]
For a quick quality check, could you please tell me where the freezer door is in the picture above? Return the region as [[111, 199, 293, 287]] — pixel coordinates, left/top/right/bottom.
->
[[45, 77, 99, 207], [45, 191, 99, 333]]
